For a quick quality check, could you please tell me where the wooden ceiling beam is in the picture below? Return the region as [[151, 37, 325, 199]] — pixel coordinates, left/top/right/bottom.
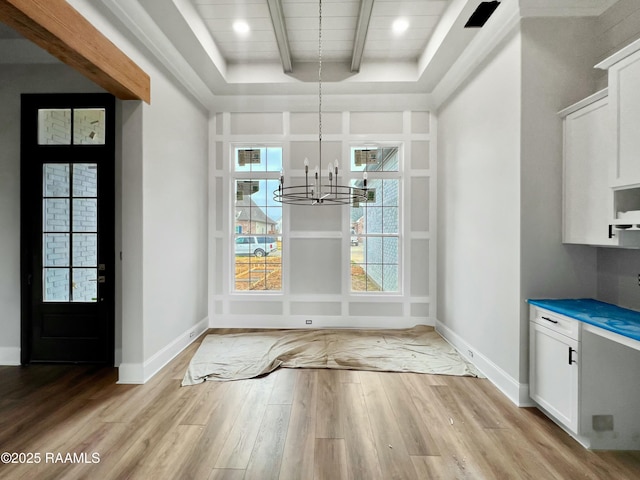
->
[[0, 0, 150, 103]]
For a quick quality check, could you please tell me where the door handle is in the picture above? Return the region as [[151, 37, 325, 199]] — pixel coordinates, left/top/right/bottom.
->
[[98, 276, 106, 283], [568, 347, 576, 365]]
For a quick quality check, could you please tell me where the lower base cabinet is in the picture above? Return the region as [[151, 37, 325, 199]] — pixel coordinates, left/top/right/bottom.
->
[[529, 305, 640, 450], [529, 307, 580, 434]]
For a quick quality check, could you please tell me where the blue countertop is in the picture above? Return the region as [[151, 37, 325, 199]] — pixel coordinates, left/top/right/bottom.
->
[[527, 298, 640, 342]]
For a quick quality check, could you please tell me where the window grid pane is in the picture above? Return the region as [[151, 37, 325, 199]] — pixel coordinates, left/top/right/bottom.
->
[[233, 149, 283, 292], [350, 149, 400, 293], [42, 163, 98, 303]]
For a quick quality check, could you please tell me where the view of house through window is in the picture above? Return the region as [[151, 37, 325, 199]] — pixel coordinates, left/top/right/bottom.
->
[[233, 147, 282, 291], [350, 146, 400, 292]]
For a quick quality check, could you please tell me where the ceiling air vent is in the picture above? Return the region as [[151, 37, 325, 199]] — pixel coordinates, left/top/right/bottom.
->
[[464, 1, 500, 28]]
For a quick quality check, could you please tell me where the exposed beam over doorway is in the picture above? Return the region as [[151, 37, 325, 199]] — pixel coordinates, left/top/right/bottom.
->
[[0, 0, 150, 103]]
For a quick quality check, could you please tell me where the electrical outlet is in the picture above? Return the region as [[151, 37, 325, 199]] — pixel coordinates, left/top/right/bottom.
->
[[306, 319, 312, 325]]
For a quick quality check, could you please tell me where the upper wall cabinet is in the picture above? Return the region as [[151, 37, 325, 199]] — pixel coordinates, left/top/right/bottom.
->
[[560, 90, 618, 246], [560, 89, 640, 248], [597, 38, 640, 189]]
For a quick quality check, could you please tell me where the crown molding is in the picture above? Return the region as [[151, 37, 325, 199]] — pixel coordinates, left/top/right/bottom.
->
[[431, 0, 521, 109], [101, 0, 216, 109]]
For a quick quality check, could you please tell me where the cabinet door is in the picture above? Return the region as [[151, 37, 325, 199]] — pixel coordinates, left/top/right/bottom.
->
[[563, 96, 617, 245], [530, 322, 579, 433], [610, 52, 640, 187]]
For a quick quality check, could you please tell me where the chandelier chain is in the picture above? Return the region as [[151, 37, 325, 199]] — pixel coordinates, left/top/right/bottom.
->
[[318, 0, 322, 171], [272, 0, 368, 205]]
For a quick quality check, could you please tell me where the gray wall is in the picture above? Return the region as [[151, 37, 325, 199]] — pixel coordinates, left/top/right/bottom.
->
[[598, 250, 640, 311]]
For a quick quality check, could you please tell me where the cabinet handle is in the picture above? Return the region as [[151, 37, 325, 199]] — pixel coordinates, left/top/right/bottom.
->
[[541, 316, 558, 324], [568, 347, 576, 365]]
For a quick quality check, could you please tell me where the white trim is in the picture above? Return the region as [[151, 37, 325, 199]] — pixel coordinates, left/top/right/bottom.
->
[[210, 314, 433, 330], [117, 316, 209, 384], [0, 347, 21, 366], [101, 0, 216, 109], [557, 88, 608, 117], [436, 320, 534, 407]]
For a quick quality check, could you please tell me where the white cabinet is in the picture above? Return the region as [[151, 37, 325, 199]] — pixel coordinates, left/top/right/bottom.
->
[[560, 87, 640, 247], [597, 38, 640, 188], [529, 306, 580, 433], [560, 90, 617, 246]]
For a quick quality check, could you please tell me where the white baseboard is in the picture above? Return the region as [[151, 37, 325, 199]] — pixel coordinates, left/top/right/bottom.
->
[[209, 315, 434, 330], [435, 320, 534, 407], [117, 317, 209, 384], [0, 347, 21, 366]]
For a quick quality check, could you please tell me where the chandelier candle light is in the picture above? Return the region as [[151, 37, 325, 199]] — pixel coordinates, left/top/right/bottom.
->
[[273, 0, 369, 206]]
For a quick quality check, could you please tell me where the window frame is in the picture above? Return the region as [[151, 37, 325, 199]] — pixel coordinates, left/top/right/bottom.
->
[[229, 144, 284, 294], [348, 144, 403, 295]]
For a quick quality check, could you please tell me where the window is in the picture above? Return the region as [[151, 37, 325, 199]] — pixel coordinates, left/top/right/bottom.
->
[[350, 146, 400, 292], [233, 147, 282, 291]]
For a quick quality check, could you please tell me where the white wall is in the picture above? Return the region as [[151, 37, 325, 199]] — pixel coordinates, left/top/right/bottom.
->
[[595, 0, 640, 87], [437, 31, 523, 385], [437, 17, 611, 403], [519, 17, 600, 380], [141, 71, 209, 360], [0, 63, 103, 365]]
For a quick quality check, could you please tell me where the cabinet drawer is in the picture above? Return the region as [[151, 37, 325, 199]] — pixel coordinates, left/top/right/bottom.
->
[[530, 306, 580, 340]]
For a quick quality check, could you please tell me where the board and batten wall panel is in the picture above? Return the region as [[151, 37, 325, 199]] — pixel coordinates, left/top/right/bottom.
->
[[230, 113, 283, 135], [290, 112, 342, 134], [212, 107, 433, 328]]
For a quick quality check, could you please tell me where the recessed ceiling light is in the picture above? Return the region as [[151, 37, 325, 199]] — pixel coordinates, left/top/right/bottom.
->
[[392, 18, 409, 35], [233, 20, 250, 35]]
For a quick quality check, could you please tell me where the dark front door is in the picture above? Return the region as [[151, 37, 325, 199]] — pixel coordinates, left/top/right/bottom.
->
[[21, 93, 115, 364]]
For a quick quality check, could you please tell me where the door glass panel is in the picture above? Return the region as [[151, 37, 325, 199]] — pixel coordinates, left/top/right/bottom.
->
[[43, 234, 70, 267], [72, 268, 97, 302], [43, 164, 70, 197], [38, 109, 71, 145], [73, 109, 106, 145], [43, 198, 70, 232], [43, 268, 69, 302], [41, 162, 99, 303], [72, 164, 98, 196], [72, 234, 97, 266], [72, 199, 97, 232]]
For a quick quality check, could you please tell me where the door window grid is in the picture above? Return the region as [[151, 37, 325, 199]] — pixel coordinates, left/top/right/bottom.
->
[[37, 108, 106, 145], [42, 163, 98, 302], [350, 147, 400, 292], [232, 147, 283, 292]]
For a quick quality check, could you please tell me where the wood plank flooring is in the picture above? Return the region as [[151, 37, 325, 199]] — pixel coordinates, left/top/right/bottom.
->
[[1, 331, 639, 480]]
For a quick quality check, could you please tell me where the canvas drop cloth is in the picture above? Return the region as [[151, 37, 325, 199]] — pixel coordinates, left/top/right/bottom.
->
[[182, 325, 482, 385]]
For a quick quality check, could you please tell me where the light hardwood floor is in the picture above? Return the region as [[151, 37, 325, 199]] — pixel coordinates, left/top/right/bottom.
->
[[1, 330, 639, 480]]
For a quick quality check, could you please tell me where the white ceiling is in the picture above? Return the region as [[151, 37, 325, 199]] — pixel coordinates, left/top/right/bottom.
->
[[0, 0, 622, 105], [192, 0, 449, 65], [120, 0, 619, 102]]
